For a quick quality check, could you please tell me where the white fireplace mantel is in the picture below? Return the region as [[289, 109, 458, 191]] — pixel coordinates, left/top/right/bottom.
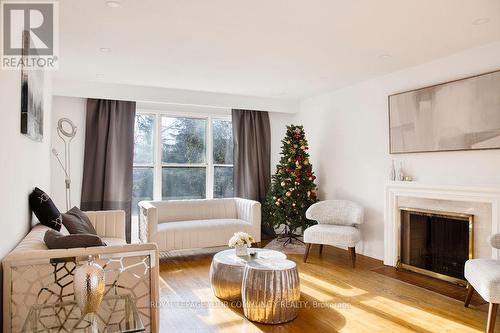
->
[[384, 182, 500, 266]]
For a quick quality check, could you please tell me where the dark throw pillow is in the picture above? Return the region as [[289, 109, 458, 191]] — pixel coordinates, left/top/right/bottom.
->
[[63, 206, 97, 235], [44, 229, 106, 249], [29, 187, 62, 231]]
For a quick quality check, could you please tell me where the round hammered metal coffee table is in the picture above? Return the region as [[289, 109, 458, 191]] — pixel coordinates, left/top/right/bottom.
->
[[242, 259, 300, 324], [209, 249, 286, 301]]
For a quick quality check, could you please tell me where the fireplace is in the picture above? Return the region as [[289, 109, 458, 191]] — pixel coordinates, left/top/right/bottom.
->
[[399, 207, 473, 285]]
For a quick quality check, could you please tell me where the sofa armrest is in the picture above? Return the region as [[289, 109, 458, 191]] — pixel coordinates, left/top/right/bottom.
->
[[84, 210, 126, 240], [235, 198, 261, 242], [3, 243, 157, 263], [138, 201, 158, 243]]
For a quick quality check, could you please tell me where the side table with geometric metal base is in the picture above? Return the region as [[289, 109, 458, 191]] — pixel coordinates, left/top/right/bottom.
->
[[22, 294, 144, 333]]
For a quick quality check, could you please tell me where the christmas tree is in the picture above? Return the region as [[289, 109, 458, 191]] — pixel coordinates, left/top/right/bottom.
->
[[263, 125, 318, 244]]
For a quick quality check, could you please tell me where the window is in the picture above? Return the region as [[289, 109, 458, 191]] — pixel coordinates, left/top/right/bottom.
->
[[132, 114, 155, 214], [132, 111, 233, 213], [161, 117, 207, 200], [212, 119, 233, 198]]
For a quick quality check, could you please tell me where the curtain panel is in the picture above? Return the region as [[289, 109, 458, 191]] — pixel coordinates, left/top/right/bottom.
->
[[81, 99, 136, 243], [232, 109, 272, 236]]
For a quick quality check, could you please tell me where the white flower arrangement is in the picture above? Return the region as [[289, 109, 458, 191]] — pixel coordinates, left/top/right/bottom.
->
[[228, 232, 255, 248]]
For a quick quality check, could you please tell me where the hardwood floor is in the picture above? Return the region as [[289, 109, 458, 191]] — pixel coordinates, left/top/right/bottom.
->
[[158, 245, 497, 332]]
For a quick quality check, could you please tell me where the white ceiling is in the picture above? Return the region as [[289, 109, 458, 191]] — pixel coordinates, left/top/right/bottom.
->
[[55, 0, 500, 99]]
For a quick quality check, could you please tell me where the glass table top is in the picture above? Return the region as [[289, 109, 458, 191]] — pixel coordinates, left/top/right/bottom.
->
[[22, 294, 144, 333]]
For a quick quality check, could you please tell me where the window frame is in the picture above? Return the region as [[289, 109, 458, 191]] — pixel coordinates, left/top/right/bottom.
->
[[131, 113, 157, 214], [133, 108, 233, 201]]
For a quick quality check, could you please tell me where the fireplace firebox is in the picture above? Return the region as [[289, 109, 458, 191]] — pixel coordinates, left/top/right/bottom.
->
[[399, 208, 473, 285]]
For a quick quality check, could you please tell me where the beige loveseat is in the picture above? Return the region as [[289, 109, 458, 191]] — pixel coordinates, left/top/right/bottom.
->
[[2, 210, 159, 333], [138, 198, 261, 252]]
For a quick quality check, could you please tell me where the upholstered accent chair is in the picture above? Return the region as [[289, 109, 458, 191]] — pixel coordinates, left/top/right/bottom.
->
[[303, 200, 363, 267], [464, 234, 500, 333]]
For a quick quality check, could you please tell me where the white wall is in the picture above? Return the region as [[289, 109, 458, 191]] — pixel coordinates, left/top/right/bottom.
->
[[0, 68, 53, 326], [53, 80, 299, 114], [50, 97, 86, 210], [50, 96, 294, 209], [0, 71, 53, 260], [269, 112, 294, 170], [294, 41, 500, 260]]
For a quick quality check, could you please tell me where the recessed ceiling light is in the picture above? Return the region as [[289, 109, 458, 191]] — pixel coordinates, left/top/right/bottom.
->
[[106, 0, 121, 8], [96, 74, 105, 79], [472, 17, 490, 25], [379, 54, 392, 59], [99, 47, 111, 53]]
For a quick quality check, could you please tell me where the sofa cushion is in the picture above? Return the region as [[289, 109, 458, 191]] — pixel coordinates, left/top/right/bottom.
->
[[11, 224, 51, 253], [63, 206, 97, 235], [303, 224, 360, 247], [155, 198, 238, 223], [11, 224, 69, 253], [44, 229, 106, 249], [154, 218, 253, 250], [29, 187, 62, 231]]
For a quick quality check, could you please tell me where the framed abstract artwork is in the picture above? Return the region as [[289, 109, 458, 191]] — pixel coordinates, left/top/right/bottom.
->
[[20, 31, 45, 142], [388, 69, 500, 154]]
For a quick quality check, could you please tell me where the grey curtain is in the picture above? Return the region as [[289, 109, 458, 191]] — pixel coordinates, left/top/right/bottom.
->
[[232, 109, 272, 236], [81, 99, 136, 243]]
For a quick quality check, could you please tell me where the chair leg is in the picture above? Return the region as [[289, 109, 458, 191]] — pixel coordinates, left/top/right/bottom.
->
[[487, 303, 498, 333], [319, 244, 323, 254], [303, 243, 312, 263], [348, 247, 356, 268], [464, 283, 474, 308]]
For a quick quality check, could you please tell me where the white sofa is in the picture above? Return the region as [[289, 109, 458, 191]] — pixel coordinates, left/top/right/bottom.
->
[[138, 198, 261, 252], [3, 210, 159, 333]]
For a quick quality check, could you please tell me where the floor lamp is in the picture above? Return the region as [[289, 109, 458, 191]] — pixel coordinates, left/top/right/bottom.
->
[[52, 118, 77, 211]]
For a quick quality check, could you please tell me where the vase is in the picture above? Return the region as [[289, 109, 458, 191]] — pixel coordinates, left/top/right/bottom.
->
[[235, 244, 248, 256], [389, 159, 396, 181], [74, 256, 105, 314], [396, 162, 404, 181]]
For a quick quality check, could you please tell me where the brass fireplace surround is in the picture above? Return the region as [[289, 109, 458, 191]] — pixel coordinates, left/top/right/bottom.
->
[[397, 207, 473, 285]]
